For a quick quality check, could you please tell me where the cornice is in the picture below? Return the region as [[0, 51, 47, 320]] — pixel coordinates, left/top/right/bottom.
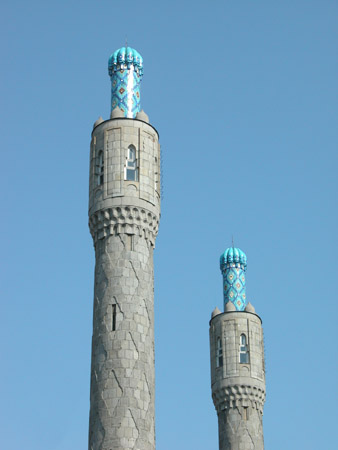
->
[[89, 206, 159, 245], [212, 384, 266, 414]]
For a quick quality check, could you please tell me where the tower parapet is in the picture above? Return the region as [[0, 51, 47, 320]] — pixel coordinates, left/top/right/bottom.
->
[[210, 248, 266, 450]]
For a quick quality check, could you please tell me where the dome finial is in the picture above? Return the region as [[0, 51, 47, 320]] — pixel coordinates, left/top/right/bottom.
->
[[220, 247, 247, 311], [108, 46, 143, 119]]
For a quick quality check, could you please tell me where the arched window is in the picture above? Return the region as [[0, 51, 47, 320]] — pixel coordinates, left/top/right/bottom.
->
[[239, 334, 250, 364], [125, 145, 138, 181], [96, 151, 104, 186], [216, 337, 223, 368]]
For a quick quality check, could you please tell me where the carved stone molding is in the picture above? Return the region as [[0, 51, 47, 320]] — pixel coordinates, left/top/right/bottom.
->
[[212, 384, 266, 414], [89, 206, 159, 245]]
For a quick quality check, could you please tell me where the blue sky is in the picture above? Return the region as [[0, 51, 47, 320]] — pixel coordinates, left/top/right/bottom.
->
[[1, 1, 337, 449]]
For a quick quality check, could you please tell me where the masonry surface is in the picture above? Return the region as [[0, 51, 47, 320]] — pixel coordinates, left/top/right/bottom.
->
[[88, 116, 160, 450]]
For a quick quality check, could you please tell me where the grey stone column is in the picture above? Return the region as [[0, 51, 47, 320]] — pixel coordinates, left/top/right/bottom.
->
[[88, 112, 160, 450], [217, 406, 264, 450], [210, 309, 266, 450]]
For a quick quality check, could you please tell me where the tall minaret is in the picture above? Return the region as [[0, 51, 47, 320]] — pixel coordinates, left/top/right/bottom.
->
[[88, 47, 160, 450], [209, 248, 266, 450]]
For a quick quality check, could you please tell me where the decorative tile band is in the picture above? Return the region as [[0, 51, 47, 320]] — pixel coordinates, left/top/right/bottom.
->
[[220, 248, 248, 311], [108, 47, 143, 119]]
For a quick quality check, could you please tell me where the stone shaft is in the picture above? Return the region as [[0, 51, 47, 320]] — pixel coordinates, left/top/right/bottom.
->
[[210, 312, 266, 450], [88, 116, 160, 450]]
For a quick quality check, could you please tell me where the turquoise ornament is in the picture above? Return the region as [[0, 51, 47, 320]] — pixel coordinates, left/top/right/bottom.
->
[[220, 247, 247, 311], [108, 47, 144, 118]]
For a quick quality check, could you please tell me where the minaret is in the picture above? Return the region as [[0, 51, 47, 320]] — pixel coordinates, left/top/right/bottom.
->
[[88, 47, 160, 450], [209, 248, 266, 450]]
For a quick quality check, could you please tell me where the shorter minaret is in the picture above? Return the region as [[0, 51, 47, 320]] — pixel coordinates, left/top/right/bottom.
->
[[209, 248, 266, 450]]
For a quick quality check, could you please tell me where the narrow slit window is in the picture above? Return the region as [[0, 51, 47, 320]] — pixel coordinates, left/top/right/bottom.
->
[[96, 151, 104, 186], [154, 157, 158, 192], [239, 333, 250, 364], [112, 304, 116, 331], [216, 337, 223, 368], [126, 234, 134, 251], [125, 145, 138, 181]]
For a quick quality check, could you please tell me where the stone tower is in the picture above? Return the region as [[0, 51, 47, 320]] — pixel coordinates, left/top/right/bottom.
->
[[88, 47, 160, 450], [209, 248, 266, 450]]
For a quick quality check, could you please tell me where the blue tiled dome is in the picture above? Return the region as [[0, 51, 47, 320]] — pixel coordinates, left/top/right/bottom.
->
[[220, 247, 247, 270], [108, 47, 143, 76], [220, 247, 248, 312], [108, 46, 144, 119]]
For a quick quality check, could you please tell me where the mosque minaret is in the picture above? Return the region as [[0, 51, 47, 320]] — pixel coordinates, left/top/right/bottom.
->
[[88, 47, 160, 450], [209, 247, 266, 449]]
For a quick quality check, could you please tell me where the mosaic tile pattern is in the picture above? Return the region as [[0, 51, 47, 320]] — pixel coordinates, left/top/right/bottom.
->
[[108, 47, 143, 119], [220, 248, 247, 311]]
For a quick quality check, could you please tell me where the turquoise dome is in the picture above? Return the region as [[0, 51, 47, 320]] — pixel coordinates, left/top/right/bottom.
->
[[220, 247, 247, 270], [108, 47, 143, 76], [108, 47, 144, 119], [220, 247, 248, 311]]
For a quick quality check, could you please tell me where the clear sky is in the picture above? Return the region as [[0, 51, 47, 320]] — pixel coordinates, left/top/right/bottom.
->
[[1, 1, 337, 449]]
